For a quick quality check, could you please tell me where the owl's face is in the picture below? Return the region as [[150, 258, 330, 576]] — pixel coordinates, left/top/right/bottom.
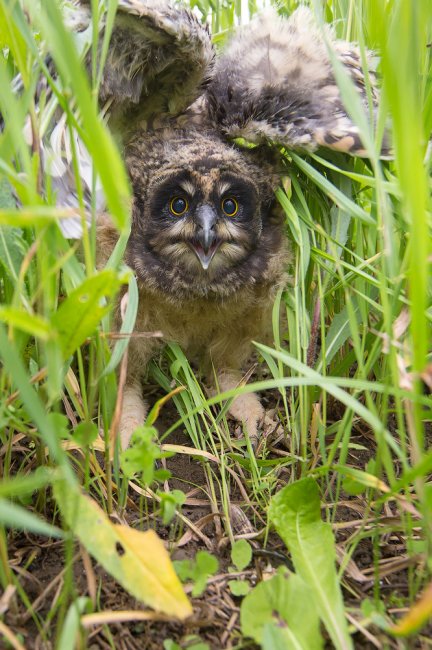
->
[[125, 129, 283, 298]]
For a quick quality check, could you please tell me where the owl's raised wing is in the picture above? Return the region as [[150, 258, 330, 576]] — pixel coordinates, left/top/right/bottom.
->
[[12, 0, 213, 237], [78, 0, 213, 130], [206, 8, 388, 157]]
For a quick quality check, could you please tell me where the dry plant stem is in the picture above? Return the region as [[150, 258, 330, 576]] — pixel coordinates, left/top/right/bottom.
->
[[105, 340, 129, 513], [20, 555, 79, 624], [0, 585, 17, 615], [345, 612, 382, 649], [101, 330, 164, 340], [221, 611, 239, 647], [62, 392, 78, 427], [5, 369, 47, 407], [18, 240, 39, 300], [307, 296, 321, 367], [80, 545, 97, 605], [0, 621, 26, 650], [109, 345, 129, 450], [360, 554, 423, 579], [81, 610, 173, 627]]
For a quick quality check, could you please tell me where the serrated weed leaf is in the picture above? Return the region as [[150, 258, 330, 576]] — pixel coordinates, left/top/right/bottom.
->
[[240, 570, 322, 648], [269, 478, 352, 650], [51, 270, 124, 359], [54, 479, 192, 619]]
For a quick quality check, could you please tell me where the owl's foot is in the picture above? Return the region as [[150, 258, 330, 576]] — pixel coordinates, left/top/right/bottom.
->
[[230, 393, 264, 450], [211, 370, 266, 450], [118, 382, 147, 449], [259, 411, 285, 449], [229, 393, 284, 451], [232, 402, 285, 451]]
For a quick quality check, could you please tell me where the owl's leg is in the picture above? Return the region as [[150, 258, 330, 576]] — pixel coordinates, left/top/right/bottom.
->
[[119, 380, 148, 449], [215, 370, 264, 448]]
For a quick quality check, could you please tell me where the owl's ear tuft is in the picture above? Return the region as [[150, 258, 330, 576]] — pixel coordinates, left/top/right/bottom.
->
[[206, 8, 390, 159]]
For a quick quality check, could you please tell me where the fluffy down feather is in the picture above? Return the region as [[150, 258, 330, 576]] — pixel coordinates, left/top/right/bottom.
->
[[206, 8, 387, 156]]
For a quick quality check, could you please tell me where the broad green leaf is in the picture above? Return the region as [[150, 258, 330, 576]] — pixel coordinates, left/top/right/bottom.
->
[[228, 579, 250, 597], [262, 623, 307, 650], [0, 307, 53, 340], [163, 641, 181, 650], [158, 489, 186, 525], [0, 178, 14, 204], [0, 498, 64, 538], [72, 421, 98, 447], [231, 539, 252, 571], [192, 550, 219, 596], [241, 569, 322, 649], [121, 425, 173, 483], [54, 479, 192, 619], [269, 479, 352, 650], [0, 226, 26, 281], [51, 270, 123, 359], [0, 469, 54, 498]]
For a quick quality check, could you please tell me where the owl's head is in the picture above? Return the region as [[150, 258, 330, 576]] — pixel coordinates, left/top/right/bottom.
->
[[125, 129, 284, 298]]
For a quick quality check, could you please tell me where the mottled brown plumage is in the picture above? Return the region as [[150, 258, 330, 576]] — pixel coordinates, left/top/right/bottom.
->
[[17, 0, 387, 446], [97, 128, 288, 446], [88, 1, 386, 447], [206, 8, 385, 156]]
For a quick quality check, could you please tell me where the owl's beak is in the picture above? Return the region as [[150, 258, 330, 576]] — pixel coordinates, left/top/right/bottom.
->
[[191, 205, 220, 270]]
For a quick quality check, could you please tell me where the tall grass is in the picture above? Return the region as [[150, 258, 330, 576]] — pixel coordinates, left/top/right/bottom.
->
[[0, 0, 431, 647]]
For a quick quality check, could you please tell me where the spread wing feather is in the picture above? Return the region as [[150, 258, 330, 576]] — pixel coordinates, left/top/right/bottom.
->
[[81, 0, 214, 131], [10, 0, 214, 238], [206, 8, 389, 157]]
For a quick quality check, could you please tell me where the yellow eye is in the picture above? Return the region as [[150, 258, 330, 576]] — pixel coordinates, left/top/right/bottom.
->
[[170, 196, 188, 216], [221, 197, 238, 217]]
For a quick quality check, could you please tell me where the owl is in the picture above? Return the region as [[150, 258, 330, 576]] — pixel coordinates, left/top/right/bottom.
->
[[25, 0, 387, 449]]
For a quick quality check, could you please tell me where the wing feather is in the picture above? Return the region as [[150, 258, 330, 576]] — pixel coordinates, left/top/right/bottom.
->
[[10, 0, 214, 238], [86, 0, 214, 130], [206, 8, 389, 157]]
